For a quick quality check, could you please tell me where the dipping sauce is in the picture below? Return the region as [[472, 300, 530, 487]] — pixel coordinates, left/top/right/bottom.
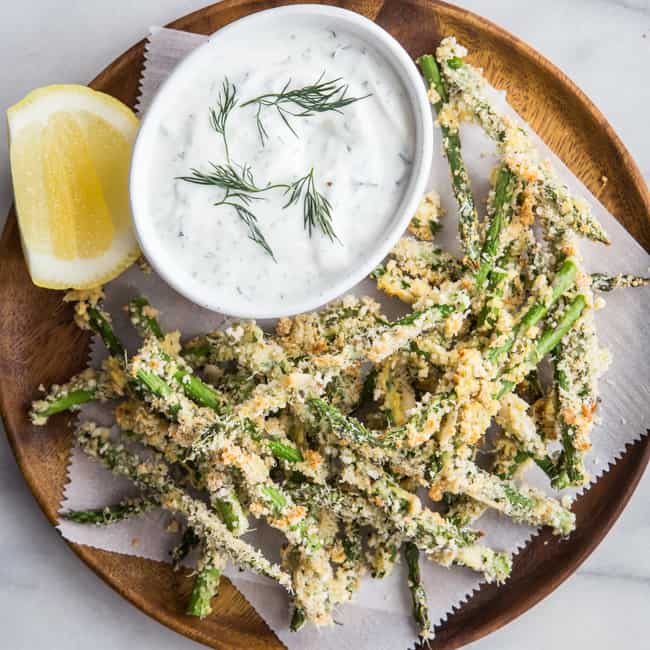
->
[[135, 11, 419, 316]]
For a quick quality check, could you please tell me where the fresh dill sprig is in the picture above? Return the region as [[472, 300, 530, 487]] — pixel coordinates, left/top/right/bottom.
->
[[219, 199, 276, 261], [179, 162, 337, 247], [209, 78, 238, 162], [178, 161, 284, 196], [284, 168, 338, 242], [178, 162, 279, 260], [241, 73, 371, 145]]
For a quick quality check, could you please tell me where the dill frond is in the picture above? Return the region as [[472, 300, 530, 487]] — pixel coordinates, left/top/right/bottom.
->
[[284, 168, 338, 242], [209, 78, 238, 162], [241, 74, 371, 145]]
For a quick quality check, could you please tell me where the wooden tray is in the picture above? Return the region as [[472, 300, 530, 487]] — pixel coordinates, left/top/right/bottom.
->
[[1, 1, 649, 648]]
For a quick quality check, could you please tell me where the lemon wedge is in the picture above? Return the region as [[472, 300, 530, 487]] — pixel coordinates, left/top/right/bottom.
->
[[7, 84, 140, 289]]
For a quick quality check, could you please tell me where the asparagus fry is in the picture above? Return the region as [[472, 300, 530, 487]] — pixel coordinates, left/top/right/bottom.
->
[[186, 553, 225, 618], [487, 257, 578, 366], [87, 305, 125, 358], [29, 364, 125, 425], [31, 386, 97, 423], [127, 297, 164, 339], [440, 458, 575, 535], [550, 308, 609, 488], [171, 527, 200, 569], [590, 273, 649, 292], [312, 275, 583, 460], [290, 606, 306, 632], [404, 541, 432, 640], [496, 293, 587, 398], [476, 165, 516, 288], [418, 54, 480, 264], [61, 495, 160, 525]]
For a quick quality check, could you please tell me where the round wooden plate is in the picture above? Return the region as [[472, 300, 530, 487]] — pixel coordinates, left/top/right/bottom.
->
[[1, 1, 649, 648]]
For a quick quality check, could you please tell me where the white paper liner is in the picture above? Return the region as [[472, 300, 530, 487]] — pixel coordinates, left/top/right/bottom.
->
[[56, 26, 650, 650]]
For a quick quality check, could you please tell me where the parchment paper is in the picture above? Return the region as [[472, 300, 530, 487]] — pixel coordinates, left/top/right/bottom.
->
[[57, 27, 650, 650]]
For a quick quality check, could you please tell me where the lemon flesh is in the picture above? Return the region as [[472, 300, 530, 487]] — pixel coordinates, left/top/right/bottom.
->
[[7, 84, 140, 289]]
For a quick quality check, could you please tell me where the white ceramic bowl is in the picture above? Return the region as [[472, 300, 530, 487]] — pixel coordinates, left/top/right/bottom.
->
[[130, 4, 433, 318]]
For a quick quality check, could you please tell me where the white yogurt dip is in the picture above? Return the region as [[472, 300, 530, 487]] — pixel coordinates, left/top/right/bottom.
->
[[132, 8, 429, 317]]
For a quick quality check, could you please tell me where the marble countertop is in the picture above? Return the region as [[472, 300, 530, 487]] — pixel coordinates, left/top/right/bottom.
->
[[1, 1, 648, 648]]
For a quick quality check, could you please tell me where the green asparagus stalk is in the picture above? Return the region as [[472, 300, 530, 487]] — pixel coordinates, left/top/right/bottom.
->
[[529, 294, 588, 362], [174, 368, 228, 413], [404, 541, 432, 640], [81, 302, 230, 417], [31, 387, 97, 421], [485, 296, 590, 485], [440, 458, 575, 535], [476, 253, 512, 329], [29, 304, 129, 425], [87, 306, 125, 358], [131, 353, 303, 472], [540, 187, 609, 244], [549, 308, 605, 489], [171, 527, 200, 569], [29, 367, 120, 424], [308, 397, 388, 448], [133, 356, 228, 416], [212, 492, 249, 537], [186, 556, 224, 618], [552, 352, 587, 490], [290, 607, 306, 632], [31, 301, 133, 423], [495, 293, 588, 399], [590, 273, 649, 292], [267, 438, 304, 463], [476, 165, 515, 288], [61, 495, 160, 525], [487, 257, 578, 366], [257, 484, 322, 552], [127, 298, 229, 413], [418, 54, 480, 264], [127, 297, 164, 339]]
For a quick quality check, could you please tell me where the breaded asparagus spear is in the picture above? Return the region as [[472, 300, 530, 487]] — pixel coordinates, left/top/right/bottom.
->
[[404, 541, 432, 640], [590, 273, 649, 292], [418, 53, 481, 264], [76, 422, 291, 588], [61, 495, 160, 525]]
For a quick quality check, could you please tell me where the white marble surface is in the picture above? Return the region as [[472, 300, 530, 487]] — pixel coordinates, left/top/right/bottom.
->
[[0, 1, 648, 648]]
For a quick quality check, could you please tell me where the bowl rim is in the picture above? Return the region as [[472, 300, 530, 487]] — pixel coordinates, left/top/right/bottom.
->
[[129, 3, 433, 319]]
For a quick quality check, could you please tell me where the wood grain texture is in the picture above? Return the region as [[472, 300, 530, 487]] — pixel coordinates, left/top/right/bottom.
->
[[1, 1, 649, 649]]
